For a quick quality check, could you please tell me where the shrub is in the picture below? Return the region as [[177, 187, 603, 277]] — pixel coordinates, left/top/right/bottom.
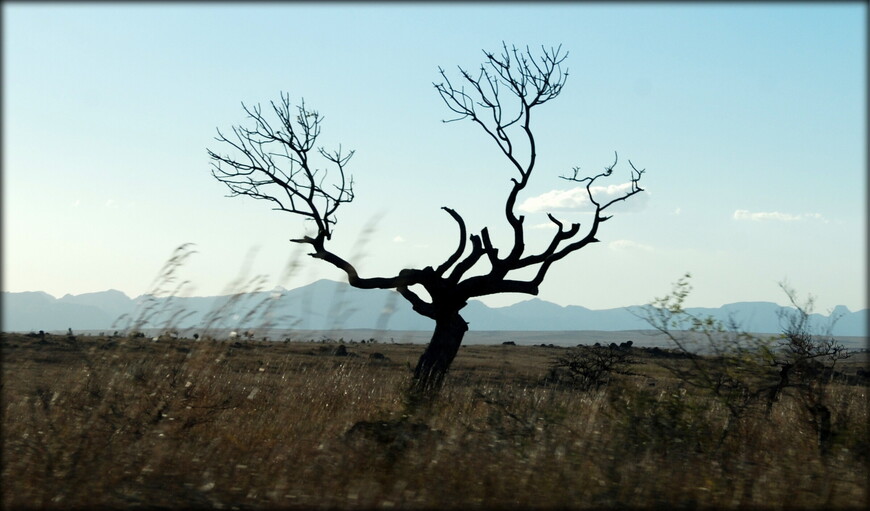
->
[[546, 344, 637, 390]]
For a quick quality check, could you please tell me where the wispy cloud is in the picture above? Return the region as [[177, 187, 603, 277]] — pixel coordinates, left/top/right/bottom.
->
[[392, 235, 405, 243], [608, 239, 653, 252], [733, 210, 826, 222], [530, 222, 557, 230], [519, 183, 648, 213]]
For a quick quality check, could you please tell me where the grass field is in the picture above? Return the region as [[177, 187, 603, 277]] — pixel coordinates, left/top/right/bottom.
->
[[2, 332, 868, 510]]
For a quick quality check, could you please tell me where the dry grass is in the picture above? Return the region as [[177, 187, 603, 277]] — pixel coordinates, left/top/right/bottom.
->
[[2, 332, 868, 510]]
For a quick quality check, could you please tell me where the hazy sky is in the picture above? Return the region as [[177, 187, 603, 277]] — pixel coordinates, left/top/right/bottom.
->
[[3, 3, 866, 312]]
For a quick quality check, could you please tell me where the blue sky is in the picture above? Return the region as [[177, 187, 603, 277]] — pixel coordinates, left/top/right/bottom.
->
[[3, 3, 866, 313]]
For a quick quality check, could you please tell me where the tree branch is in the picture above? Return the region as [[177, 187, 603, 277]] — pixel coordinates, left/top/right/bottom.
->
[[208, 92, 354, 242], [434, 207, 468, 277], [210, 46, 647, 326]]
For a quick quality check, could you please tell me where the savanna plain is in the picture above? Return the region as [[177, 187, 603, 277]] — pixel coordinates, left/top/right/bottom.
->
[[2, 330, 868, 510]]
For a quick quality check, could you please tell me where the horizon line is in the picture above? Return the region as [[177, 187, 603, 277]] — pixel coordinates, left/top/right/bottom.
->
[[3, 280, 864, 314]]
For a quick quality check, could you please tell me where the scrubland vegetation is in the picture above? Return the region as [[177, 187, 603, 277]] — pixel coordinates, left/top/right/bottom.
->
[[3, 328, 868, 510]]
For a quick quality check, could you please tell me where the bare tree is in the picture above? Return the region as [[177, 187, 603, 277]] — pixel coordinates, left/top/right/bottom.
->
[[639, 274, 852, 454], [770, 283, 850, 455], [208, 44, 646, 400]]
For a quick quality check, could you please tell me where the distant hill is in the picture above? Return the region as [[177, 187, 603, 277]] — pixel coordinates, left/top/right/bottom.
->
[[2, 279, 866, 337]]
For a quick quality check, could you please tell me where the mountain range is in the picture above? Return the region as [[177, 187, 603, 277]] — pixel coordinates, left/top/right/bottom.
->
[[2, 278, 867, 337]]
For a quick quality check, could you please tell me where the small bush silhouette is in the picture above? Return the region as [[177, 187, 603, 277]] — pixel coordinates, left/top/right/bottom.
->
[[547, 344, 637, 390]]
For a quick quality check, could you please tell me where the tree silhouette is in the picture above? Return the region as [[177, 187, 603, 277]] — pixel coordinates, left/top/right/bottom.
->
[[208, 44, 646, 401]]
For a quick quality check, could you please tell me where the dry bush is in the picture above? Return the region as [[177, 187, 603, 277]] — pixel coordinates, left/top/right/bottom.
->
[[636, 273, 864, 458], [546, 342, 638, 390]]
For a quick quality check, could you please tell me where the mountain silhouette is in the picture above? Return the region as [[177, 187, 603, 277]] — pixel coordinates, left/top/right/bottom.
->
[[2, 279, 866, 337]]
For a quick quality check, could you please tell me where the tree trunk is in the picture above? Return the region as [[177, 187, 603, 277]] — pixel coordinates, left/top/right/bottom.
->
[[808, 402, 833, 456], [409, 312, 468, 401]]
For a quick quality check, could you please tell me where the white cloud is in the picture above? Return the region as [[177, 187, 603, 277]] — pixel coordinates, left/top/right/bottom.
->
[[519, 183, 648, 213], [733, 210, 826, 222], [801, 213, 825, 221], [530, 222, 557, 230], [393, 235, 405, 243], [519, 188, 588, 213], [608, 239, 653, 252]]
